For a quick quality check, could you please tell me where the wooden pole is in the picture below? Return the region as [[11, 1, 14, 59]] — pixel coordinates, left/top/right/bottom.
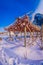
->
[[40, 24, 43, 49], [9, 31, 11, 38], [32, 30, 35, 42], [24, 26, 26, 47], [20, 31, 22, 37], [9, 31, 13, 41], [26, 25, 32, 38], [20, 31, 22, 40]]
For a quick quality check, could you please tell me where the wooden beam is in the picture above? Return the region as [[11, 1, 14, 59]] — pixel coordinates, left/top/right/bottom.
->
[[24, 26, 26, 47]]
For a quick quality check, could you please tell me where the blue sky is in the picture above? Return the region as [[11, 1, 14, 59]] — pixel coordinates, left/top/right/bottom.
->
[[0, 0, 40, 27]]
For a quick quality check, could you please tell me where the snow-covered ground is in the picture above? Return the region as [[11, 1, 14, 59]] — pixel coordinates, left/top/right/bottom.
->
[[0, 35, 43, 65]]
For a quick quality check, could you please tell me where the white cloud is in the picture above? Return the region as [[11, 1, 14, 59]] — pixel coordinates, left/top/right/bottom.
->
[[32, 0, 43, 22]]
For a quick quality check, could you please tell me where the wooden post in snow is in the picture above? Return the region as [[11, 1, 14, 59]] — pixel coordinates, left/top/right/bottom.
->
[[40, 24, 43, 50], [24, 26, 26, 47], [9, 31, 11, 38]]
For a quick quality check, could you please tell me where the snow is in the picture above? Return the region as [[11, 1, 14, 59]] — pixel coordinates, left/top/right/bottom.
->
[[0, 35, 43, 65], [12, 46, 43, 60], [8, 58, 14, 65]]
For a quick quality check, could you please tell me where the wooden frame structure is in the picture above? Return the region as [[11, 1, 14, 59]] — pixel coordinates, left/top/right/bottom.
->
[[4, 15, 41, 47]]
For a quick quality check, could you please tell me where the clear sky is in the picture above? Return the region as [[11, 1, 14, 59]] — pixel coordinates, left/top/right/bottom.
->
[[0, 0, 40, 27]]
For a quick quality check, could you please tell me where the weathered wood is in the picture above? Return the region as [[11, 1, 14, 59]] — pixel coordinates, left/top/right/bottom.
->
[[24, 27, 26, 47], [40, 24, 43, 50]]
